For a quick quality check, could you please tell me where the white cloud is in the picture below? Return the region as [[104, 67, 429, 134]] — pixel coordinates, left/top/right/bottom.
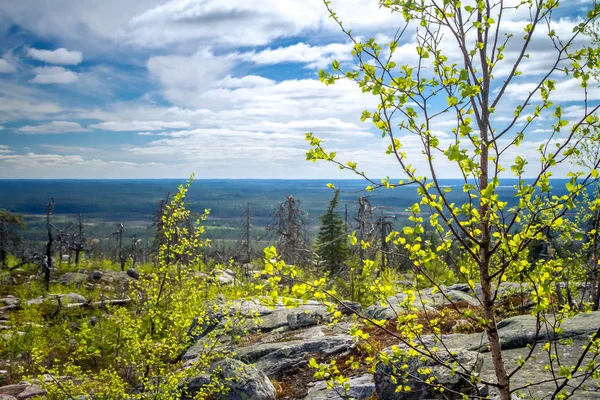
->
[[17, 121, 88, 134], [504, 78, 600, 102], [0, 152, 169, 178], [0, 0, 399, 52], [0, 59, 17, 73], [0, 152, 85, 166], [89, 120, 190, 131], [215, 75, 275, 89], [124, 0, 321, 47], [0, 0, 595, 179], [30, 66, 78, 84], [235, 42, 353, 69], [0, 95, 62, 120], [0, 145, 12, 154], [147, 50, 235, 107], [27, 47, 83, 65]]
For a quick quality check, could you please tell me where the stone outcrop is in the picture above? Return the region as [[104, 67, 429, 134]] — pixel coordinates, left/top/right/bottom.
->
[[182, 358, 276, 400]]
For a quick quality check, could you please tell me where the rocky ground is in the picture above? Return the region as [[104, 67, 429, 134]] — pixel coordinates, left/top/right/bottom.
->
[[1, 272, 599, 399]]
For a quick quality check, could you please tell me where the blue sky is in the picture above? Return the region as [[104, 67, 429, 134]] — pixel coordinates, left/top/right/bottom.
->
[[0, 0, 597, 179]]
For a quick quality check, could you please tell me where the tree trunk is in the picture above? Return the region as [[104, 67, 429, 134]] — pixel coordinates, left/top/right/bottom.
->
[[591, 207, 600, 310]]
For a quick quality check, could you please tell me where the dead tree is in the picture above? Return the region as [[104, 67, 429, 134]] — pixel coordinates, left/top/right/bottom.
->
[[131, 235, 141, 269], [354, 197, 376, 263], [70, 213, 87, 267], [116, 223, 126, 271], [44, 199, 55, 290], [151, 192, 170, 258], [236, 203, 254, 270], [375, 215, 396, 270], [268, 195, 311, 266], [56, 230, 71, 266]]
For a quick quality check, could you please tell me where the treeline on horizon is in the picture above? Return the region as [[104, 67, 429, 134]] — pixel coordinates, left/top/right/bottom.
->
[[0, 178, 581, 277]]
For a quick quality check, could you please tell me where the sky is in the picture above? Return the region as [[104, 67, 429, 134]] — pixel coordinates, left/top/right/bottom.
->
[[0, 0, 597, 179]]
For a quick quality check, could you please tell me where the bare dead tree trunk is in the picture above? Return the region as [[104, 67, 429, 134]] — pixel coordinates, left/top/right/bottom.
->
[[116, 223, 125, 271], [131, 235, 139, 269], [45, 199, 55, 291], [75, 213, 85, 266], [240, 202, 253, 275], [269, 195, 310, 266], [355, 197, 375, 264], [0, 220, 5, 270]]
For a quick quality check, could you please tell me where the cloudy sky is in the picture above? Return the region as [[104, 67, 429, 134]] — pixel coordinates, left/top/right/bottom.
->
[[0, 0, 596, 179]]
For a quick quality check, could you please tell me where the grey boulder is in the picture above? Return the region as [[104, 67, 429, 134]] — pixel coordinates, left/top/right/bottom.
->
[[305, 374, 374, 399], [375, 345, 483, 400], [183, 358, 275, 400]]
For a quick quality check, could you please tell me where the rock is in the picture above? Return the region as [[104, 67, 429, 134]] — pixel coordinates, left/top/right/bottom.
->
[[375, 345, 483, 400], [126, 268, 139, 279], [60, 293, 86, 305], [478, 336, 599, 399], [192, 272, 210, 281], [0, 385, 24, 397], [242, 264, 255, 274], [252, 335, 355, 378], [0, 383, 46, 400], [338, 300, 362, 316], [225, 300, 331, 333], [287, 309, 328, 330], [305, 374, 374, 399], [56, 272, 87, 285], [365, 286, 480, 320], [183, 299, 350, 371], [0, 394, 17, 400], [91, 270, 103, 280], [183, 358, 275, 400], [451, 319, 473, 334], [216, 270, 234, 285], [446, 283, 470, 292], [472, 282, 532, 309], [16, 385, 46, 399], [94, 270, 134, 286], [26, 293, 86, 307], [0, 296, 20, 312], [468, 311, 600, 352]]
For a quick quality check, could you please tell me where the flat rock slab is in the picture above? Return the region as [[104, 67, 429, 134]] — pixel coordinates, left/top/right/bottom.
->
[[454, 311, 600, 352], [365, 287, 481, 320], [0, 384, 46, 400], [26, 293, 86, 306], [479, 337, 600, 399], [374, 345, 483, 400], [304, 375, 374, 400], [0, 296, 20, 312], [183, 358, 276, 400], [252, 335, 355, 378]]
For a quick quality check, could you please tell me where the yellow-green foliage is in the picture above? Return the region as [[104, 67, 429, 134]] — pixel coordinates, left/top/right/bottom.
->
[[3, 176, 258, 399]]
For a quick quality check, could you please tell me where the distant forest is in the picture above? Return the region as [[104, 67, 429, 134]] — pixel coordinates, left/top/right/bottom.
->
[[0, 179, 573, 238]]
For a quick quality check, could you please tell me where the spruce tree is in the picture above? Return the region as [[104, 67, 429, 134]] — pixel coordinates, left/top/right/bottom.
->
[[316, 190, 348, 274]]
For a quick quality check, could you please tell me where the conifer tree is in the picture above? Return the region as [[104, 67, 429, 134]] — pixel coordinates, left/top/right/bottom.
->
[[316, 190, 348, 274]]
